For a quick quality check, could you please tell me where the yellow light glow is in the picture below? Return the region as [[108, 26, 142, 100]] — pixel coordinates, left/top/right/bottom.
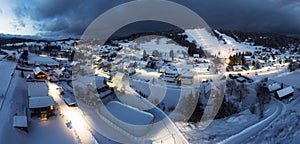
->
[[225, 58, 231, 65], [50, 105, 54, 111]]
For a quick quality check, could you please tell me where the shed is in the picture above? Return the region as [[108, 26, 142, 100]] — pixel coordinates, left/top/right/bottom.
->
[[276, 86, 294, 99], [13, 116, 28, 128], [268, 83, 282, 93]]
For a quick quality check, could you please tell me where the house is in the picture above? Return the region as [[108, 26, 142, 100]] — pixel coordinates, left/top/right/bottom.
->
[[233, 65, 243, 72], [193, 54, 200, 59], [95, 76, 113, 101], [113, 72, 126, 81], [27, 82, 55, 120], [126, 67, 136, 76], [29, 96, 55, 120], [244, 56, 253, 64], [54, 67, 65, 77], [33, 67, 50, 80], [180, 71, 194, 85], [275, 86, 294, 99], [162, 69, 179, 83], [268, 83, 282, 93]]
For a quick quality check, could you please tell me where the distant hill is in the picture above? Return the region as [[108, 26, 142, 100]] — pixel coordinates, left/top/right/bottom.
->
[[215, 30, 300, 49]]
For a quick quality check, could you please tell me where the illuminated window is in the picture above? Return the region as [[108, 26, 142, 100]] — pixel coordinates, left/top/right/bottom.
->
[[50, 105, 54, 110]]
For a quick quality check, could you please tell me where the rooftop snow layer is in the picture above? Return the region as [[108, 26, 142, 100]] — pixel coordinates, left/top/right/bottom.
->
[[29, 96, 55, 108], [28, 82, 48, 97], [276, 86, 294, 98]]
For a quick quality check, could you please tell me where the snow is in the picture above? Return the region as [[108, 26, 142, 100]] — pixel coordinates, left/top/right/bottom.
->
[[28, 54, 59, 66], [0, 55, 5, 60], [271, 71, 300, 89], [95, 76, 107, 89], [28, 96, 55, 108], [219, 99, 283, 144], [13, 116, 28, 128], [0, 70, 77, 144], [276, 86, 294, 98], [268, 83, 282, 92], [132, 37, 188, 59], [105, 101, 154, 125], [27, 82, 48, 97], [33, 67, 43, 75]]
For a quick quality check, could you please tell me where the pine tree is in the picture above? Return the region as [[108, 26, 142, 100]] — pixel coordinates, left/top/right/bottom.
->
[[169, 50, 174, 61], [142, 50, 147, 59]]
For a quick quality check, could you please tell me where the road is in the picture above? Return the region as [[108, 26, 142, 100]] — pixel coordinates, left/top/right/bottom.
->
[[217, 97, 286, 144], [0, 59, 17, 110]]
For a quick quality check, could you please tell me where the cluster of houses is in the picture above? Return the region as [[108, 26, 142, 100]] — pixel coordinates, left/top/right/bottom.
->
[[26, 66, 72, 82], [267, 82, 294, 100], [228, 73, 254, 83], [227, 46, 300, 72]]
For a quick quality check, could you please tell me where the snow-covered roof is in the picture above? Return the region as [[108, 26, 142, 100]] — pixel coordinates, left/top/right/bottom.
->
[[33, 67, 42, 75], [193, 54, 200, 58], [54, 67, 65, 76], [268, 83, 281, 92], [276, 86, 294, 98], [13, 116, 28, 128], [126, 67, 136, 74], [95, 76, 107, 89], [98, 90, 112, 99], [29, 96, 55, 108], [106, 101, 154, 125], [114, 72, 125, 80], [181, 71, 194, 78], [26, 74, 34, 79], [28, 82, 48, 97], [236, 77, 246, 83]]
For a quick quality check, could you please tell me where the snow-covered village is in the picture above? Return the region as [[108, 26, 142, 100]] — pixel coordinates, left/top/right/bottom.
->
[[1, 0, 300, 144]]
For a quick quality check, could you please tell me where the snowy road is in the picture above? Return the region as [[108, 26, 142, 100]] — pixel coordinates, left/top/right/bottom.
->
[[48, 82, 99, 144], [0, 59, 17, 110], [218, 97, 285, 144]]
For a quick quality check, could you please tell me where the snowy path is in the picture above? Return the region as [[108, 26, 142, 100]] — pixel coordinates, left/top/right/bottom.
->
[[217, 97, 285, 144], [48, 82, 98, 144], [0, 59, 17, 110], [115, 92, 189, 144]]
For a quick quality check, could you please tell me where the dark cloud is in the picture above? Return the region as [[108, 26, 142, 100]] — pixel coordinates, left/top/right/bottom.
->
[[11, 0, 300, 38]]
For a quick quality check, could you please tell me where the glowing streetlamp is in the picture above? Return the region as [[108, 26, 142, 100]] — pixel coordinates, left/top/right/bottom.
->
[[225, 58, 231, 65]]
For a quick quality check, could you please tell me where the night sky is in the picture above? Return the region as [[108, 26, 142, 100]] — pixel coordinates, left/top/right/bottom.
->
[[0, 0, 299, 38]]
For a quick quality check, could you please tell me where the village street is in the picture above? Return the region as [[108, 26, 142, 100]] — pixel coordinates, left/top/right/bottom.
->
[[0, 59, 17, 110]]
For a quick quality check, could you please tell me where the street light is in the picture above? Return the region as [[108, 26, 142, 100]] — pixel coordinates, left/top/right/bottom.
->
[[225, 58, 231, 65]]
